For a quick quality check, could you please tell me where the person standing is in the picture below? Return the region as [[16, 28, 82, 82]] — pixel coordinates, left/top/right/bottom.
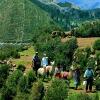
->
[[54, 63, 62, 79], [73, 68, 80, 90], [84, 67, 94, 92], [41, 53, 48, 78], [32, 52, 41, 76]]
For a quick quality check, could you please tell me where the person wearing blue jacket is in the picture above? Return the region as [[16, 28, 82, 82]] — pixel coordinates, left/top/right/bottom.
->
[[84, 67, 94, 92], [41, 53, 48, 67], [41, 53, 48, 78]]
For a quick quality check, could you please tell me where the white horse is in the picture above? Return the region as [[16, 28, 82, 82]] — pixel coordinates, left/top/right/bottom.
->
[[37, 65, 54, 79]]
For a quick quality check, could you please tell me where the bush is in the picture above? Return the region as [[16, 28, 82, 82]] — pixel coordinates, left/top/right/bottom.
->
[[84, 47, 91, 57], [17, 64, 26, 72], [26, 70, 36, 88], [73, 48, 88, 69], [87, 56, 96, 69], [93, 39, 100, 50], [6, 70, 23, 88], [0, 52, 7, 60], [18, 75, 28, 93], [21, 46, 28, 51], [1, 70, 23, 100], [14, 92, 29, 100], [0, 45, 21, 60], [68, 93, 99, 100], [45, 79, 68, 100], [11, 51, 20, 59], [94, 78, 100, 90], [0, 64, 10, 88], [29, 80, 44, 100], [18, 70, 36, 93], [95, 51, 100, 65], [0, 93, 4, 100]]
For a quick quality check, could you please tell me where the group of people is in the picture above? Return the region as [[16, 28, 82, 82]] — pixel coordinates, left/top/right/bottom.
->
[[72, 67, 94, 92], [32, 52, 94, 93], [32, 52, 48, 77]]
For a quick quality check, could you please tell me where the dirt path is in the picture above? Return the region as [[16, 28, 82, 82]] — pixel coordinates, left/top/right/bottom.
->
[[12, 46, 34, 72]]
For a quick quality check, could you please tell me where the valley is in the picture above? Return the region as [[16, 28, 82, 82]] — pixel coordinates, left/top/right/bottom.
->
[[0, 0, 100, 100]]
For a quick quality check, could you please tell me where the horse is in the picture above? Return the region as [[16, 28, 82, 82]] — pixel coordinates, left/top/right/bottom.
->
[[37, 65, 54, 79], [61, 71, 73, 79]]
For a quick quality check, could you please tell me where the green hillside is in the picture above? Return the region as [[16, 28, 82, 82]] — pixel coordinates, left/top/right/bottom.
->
[[31, 0, 100, 30], [57, 2, 73, 8], [0, 0, 100, 42], [0, 0, 56, 42]]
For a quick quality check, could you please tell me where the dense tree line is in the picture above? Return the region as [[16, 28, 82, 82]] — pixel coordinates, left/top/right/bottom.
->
[[72, 20, 100, 37]]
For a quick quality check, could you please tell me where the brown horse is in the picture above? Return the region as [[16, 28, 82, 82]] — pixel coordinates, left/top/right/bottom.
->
[[61, 71, 73, 79]]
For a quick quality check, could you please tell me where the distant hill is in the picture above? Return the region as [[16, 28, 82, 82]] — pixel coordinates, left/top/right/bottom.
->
[[0, 0, 56, 42], [53, 0, 100, 10], [32, 0, 100, 29]]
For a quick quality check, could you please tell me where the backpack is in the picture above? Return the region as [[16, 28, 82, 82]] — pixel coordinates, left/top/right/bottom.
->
[[86, 69, 93, 78]]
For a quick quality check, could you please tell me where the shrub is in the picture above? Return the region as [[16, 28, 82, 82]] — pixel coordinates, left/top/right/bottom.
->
[[93, 39, 100, 50], [93, 93, 99, 100], [6, 70, 23, 88], [94, 78, 100, 90], [0, 45, 21, 60], [1, 70, 23, 100], [0, 52, 7, 60], [73, 48, 88, 69], [29, 80, 44, 100], [0, 93, 3, 100], [68, 93, 99, 100], [45, 79, 68, 100], [11, 50, 20, 59], [17, 64, 26, 72], [87, 56, 96, 69], [26, 70, 36, 88], [21, 46, 28, 51], [18, 75, 28, 93], [0, 64, 10, 88], [14, 92, 29, 100], [84, 47, 91, 57], [18, 70, 36, 93], [95, 51, 100, 65], [1, 86, 13, 100]]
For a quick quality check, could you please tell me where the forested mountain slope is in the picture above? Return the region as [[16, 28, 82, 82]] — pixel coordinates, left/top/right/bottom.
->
[[0, 0, 56, 42], [0, 0, 100, 42], [31, 0, 100, 30]]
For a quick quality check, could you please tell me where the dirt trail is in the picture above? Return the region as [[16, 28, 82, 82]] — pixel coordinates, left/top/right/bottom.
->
[[12, 46, 34, 73]]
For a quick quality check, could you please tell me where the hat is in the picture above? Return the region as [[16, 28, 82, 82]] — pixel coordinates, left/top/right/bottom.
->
[[43, 53, 46, 56], [35, 52, 38, 54], [87, 66, 92, 69]]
